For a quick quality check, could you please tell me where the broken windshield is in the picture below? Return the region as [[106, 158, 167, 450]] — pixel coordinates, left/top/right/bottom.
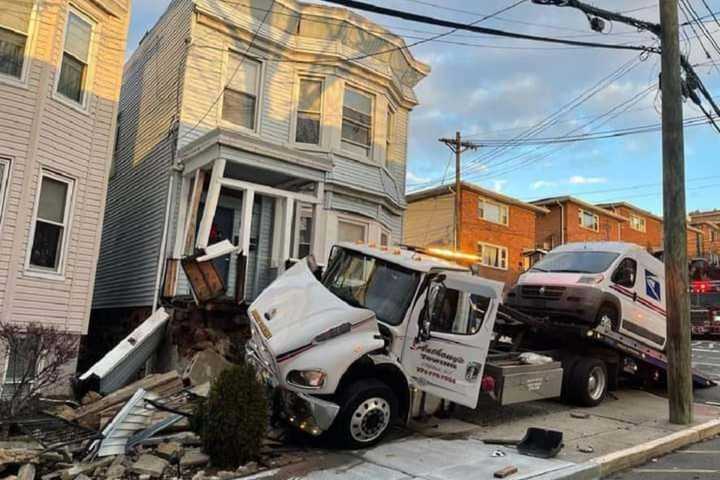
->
[[531, 251, 620, 274], [322, 247, 421, 325]]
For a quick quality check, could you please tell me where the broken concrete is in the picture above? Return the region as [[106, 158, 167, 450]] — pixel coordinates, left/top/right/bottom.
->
[[155, 441, 184, 461], [183, 350, 232, 387], [179, 450, 209, 468], [59, 458, 113, 480], [17, 464, 35, 480], [131, 454, 168, 478]]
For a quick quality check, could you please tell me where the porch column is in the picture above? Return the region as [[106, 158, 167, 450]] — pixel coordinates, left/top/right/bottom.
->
[[280, 197, 294, 270], [239, 188, 255, 256], [311, 183, 326, 261], [196, 159, 226, 250]]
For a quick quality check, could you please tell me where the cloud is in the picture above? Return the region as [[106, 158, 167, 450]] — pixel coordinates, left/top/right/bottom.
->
[[568, 176, 608, 185], [407, 171, 431, 185], [531, 180, 557, 190], [492, 180, 507, 193]]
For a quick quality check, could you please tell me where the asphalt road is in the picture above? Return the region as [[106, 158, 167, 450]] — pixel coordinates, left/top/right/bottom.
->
[[607, 339, 720, 479]]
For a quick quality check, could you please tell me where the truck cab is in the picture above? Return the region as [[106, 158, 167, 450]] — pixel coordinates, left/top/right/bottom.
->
[[245, 243, 504, 447]]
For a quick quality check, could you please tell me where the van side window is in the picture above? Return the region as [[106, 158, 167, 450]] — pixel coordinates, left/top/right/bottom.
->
[[611, 258, 637, 288], [429, 289, 490, 335]]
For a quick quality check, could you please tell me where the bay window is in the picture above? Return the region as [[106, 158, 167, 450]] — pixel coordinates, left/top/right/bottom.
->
[[342, 87, 373, 157], [0, 1, 33, 79], [338, 220, 366, 243], [295, 78, 322, 144], [222, 52, 261, 130], [28, 172, 73, 272], [57, 11, 93, 104]]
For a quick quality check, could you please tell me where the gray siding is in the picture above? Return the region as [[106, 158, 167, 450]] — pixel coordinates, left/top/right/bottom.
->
[[93, 0, 193, 309]]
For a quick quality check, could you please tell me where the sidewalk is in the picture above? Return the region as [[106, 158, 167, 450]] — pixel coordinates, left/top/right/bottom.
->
[[242, 389, 720, 480]]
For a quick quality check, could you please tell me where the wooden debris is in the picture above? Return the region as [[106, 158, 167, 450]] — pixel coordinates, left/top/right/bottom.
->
[[494, 465, 518, 478]]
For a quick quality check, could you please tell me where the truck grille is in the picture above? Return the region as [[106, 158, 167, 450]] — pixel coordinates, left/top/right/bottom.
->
[[521, 285, 566, 300], [691, 308, 711, 326]]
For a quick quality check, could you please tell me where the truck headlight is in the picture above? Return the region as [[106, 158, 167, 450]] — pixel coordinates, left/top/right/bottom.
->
[[714, 314, 720, 323], [287, 369, 326, 388], [578, 274, 604, 285]]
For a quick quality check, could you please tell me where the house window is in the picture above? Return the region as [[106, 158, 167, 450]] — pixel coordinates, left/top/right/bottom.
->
[[298, 215, 312, 258], [579, 209, 599, 231], [0, 1, 33, 79], [380, 231, 389, 247], [222, 53, 261, 130], [338, 220, 366, 243], [295, 78, 322, 144], [342, 87, 373, 157], [57, 11, 93, 104], [0, 158, 9, 222], [712, 230, 718, 243], [478, 198, 509, 225], [28, 172, 73, 272], [478, 242, 508, 270], [630, 215, 646, 232], [2, 336, 39, 399]]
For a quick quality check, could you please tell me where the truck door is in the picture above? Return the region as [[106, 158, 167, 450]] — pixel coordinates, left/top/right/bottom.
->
[[401, 272, 503, 408]]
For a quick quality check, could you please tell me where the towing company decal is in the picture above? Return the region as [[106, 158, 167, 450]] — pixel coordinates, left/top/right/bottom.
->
[[645, 270, 662, 302], [251, 309, 272, 339], [411, 343, 466, 386]]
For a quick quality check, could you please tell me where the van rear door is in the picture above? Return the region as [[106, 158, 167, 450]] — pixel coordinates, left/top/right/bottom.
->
[[401, 272, 503, 408]]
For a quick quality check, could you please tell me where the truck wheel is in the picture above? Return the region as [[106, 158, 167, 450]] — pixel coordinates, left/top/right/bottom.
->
[[328, 379, 397, 449], [568, 358, 608, 407], [596, 304, 619, 331]]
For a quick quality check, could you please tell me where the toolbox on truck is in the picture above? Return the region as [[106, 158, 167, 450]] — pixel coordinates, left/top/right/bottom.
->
[[485, 356, 564, 405]]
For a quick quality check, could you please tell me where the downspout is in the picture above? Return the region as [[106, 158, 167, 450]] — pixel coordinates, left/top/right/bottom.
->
[[556, 200, 565, 245]]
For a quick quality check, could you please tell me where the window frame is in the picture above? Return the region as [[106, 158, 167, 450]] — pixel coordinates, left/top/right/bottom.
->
[[25, 170, 75, 279], [220, 49, 264, 134], [578, 208, 600, 232], [629, 214, 646, 232], [478, 197, 509, 226], [53, 7, 96, 111], [477, 241, 509, 271], [385, 104, 395, 165], [0, 0, 36, 86], [337, 217, 369, 244], [293, 76, 324, 146], [341, 85, 374, 158], [611, 257, 637, 288], [0, 157, 11, 228]]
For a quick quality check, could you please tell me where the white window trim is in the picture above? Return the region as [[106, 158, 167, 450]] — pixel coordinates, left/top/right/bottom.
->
[[291, 75, 325, 147], [0, 0, 38, 88], [629, 214, 646, 232], [578, 208, 600, 232], [380, 228, 391, 247], [384, 103, 395, 167], [0, 157, 11, 230], [341, 84, 375, 159], [52, 7, 97, 113], [477, 241, 508, 271], [218, 48, 265, 135], [337, 216, 369, 243], [24, 170, 75, 280], [478, 197, 509, 226]]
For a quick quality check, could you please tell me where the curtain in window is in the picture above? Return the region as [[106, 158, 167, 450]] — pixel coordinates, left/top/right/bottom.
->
[[0, 28, 27, 77]]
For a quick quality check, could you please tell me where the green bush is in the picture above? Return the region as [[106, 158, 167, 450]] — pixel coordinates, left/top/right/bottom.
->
[[191, 364, 268, 468]]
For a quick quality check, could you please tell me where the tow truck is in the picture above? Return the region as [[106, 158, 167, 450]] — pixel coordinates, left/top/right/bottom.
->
[[245, 243, 715, 448]]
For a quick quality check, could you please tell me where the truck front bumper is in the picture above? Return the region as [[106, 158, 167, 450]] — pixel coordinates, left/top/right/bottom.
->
[[274, 389, 341, 436]]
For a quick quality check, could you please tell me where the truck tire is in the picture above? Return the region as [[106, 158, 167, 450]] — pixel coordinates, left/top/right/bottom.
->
[[567, 358, 608, 407], [596, 304, 619, 331], [327, 379, 398, 449]]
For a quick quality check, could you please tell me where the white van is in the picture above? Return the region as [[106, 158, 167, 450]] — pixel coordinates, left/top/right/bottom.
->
[[506, 242, 667, 351]]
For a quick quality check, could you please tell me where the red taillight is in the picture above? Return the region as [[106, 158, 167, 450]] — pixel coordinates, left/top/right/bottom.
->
[[692, 281, 711, 294], [481, 375, 496, 393]]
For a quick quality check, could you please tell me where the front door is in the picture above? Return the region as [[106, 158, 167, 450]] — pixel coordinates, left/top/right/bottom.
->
[[197, 204, 234, 285], [402, 272, 502, 408]]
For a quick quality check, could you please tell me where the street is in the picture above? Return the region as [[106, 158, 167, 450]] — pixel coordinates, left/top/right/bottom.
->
[[607, 339, 720, 479]]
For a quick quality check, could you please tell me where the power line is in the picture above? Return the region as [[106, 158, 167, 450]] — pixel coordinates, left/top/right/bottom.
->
[[319, 0, 659, 52]]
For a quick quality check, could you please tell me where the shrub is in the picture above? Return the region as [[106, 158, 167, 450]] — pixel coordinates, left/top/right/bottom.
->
[[191, 363, 268, 468]]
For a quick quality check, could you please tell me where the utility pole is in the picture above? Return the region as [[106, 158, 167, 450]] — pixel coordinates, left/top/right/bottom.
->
[[439, 132, 479, 251], [532, 0, 696, 425], [660, 0, 693, 425]]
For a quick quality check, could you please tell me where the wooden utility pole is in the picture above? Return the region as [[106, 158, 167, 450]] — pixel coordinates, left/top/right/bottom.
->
[[660, 0, 693, 425], [439, 132, 479, 251]]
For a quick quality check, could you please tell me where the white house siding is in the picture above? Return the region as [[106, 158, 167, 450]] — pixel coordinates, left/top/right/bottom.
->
[[0, 0, 129, 334], [93, 0, 194, 309]]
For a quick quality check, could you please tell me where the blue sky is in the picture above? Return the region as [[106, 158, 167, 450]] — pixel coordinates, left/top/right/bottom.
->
[[127, 0, 720, 215]]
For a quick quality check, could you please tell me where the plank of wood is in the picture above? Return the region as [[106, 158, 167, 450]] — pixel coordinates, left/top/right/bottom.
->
[[494, 466, 518, 478]]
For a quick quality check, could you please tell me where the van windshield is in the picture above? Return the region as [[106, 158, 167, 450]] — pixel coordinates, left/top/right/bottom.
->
[[531, 251, 620, 274], [322, 247, 421, 325]]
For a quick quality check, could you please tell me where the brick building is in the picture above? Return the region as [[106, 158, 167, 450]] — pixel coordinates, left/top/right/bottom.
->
[[597, 202, 663, 251], [404, 182, 548, 285], [532, 196, 626, 248], [690, 210, 720, 263]]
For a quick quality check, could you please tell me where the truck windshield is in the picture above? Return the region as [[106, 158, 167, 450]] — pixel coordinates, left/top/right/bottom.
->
[[531, 251, 620, 274], [322, 247, 421, 326]]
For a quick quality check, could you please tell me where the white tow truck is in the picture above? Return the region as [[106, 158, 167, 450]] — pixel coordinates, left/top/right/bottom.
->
[[245, 243, 714, 448]]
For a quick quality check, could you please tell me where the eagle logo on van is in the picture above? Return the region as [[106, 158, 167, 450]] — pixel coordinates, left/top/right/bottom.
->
[[645, 271, 662, 302]]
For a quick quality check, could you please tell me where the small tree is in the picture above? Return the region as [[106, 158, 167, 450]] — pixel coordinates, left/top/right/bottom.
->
[[0, 322, 79, 420], [191, 364, 268, 468]]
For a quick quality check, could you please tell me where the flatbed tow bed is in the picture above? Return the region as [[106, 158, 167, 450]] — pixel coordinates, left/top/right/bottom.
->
[[496, 304, 716, 389]]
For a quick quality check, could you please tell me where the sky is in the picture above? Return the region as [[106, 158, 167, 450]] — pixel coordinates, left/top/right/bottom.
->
[[126, 0, 720, 216]]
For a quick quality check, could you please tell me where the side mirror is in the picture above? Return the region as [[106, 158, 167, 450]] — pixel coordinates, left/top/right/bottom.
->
[[419, 279, 446, 342]]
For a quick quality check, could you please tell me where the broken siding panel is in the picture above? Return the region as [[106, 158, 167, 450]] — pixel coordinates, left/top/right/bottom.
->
[[93, 0, 193, 309]]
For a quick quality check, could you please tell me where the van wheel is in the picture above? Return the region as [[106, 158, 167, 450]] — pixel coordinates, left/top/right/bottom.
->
[[568, 358, 608, 407], [596, 304, 619, 331], [327, 379, 397, 449]]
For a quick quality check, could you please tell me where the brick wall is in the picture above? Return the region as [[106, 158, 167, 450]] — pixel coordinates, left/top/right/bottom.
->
[[609, 205, 663, 251], [536, 201, 623, 246], [535, 206, 563, 249], [458, 189, 538, 286]]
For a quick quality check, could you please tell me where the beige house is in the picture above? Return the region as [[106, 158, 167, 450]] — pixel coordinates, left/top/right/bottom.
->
[[0, 0, 130, 388]]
